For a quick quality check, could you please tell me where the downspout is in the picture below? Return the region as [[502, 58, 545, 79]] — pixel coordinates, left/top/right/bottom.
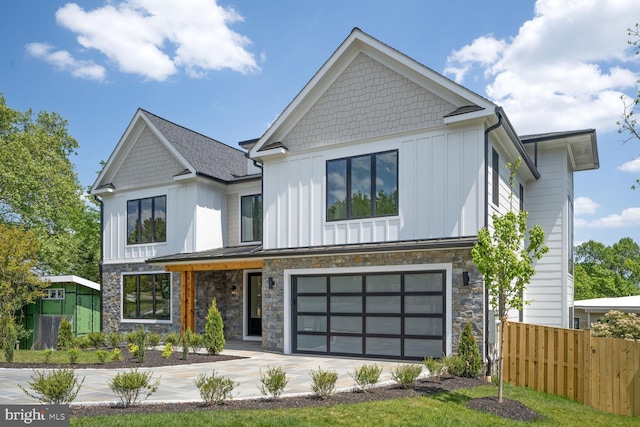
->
[[93, 195, 104, 332], [482, 111, 503, 376]]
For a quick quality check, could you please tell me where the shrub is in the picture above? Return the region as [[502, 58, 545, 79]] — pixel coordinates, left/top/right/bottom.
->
[[68, 348, 80, 365], [43, 349, 54, 364], [204, 298, 225, 355], [258, 365, 289, 400], [76, 336, 92, 349], [19, 369, 85, 404], [190, 333, 203, 354], [442, 354, 466, 377], [111, 348, 123, 361], [131, 326, 148, 363], [391, 364, 422, 388], [351, 364, 382, 392], [162, 342, 173, 359], [181, 327, 193, 360], [87, 331, 105, 348], [108, 369, 160, 408], [107, 331, 124, 348], [56, 317, 74, 351], [148, 332, 162, 348], [1, 320, 18, 363], [163, 332, 180, 345], [591, 310, 640, 340], [456, 322, 483, 378], [125, 331, 136, 345], [424, 356, 445, 380], [309, 367, 338, 400], [95, 349, 108, 364], [194, 370, 237, 405]]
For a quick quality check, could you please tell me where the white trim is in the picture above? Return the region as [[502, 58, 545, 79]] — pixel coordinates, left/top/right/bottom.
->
[[41, 275, 100, 292], [120, 271, 173, 324], [243, 269, 262, 341], [283, 263, 452, 355]]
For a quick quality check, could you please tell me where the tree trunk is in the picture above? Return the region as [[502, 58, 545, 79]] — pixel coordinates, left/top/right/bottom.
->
[[498, 318, 505, 403]]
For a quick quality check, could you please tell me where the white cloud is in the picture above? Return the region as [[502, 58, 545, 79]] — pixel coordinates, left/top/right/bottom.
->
[[589, 207, 640, 228], [618, 157, 640, 172], [574, 196, 600, 215], [26, 42, 106, 81], [445, 0, 640, 135], [30, 0, 259, 81]]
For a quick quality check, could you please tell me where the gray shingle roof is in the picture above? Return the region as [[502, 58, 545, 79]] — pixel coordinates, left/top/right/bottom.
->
[[141, 109, 250, 183]]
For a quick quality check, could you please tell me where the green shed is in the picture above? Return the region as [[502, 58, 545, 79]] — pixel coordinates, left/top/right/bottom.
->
[[19, 275, 101, 350]]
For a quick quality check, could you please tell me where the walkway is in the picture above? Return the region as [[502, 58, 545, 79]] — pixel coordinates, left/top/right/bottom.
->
[[0, 341, 414, 406]]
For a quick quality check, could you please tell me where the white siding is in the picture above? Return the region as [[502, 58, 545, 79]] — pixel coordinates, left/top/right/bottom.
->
[[262, 127, 484, 250]]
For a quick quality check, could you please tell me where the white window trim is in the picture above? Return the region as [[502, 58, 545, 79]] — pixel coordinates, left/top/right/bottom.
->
[[120, 271, 173, 324], [238, 192, 262, 245], [42, 288, 65, 300]]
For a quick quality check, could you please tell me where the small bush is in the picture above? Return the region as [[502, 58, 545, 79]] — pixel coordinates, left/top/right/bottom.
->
[[424, 357, 445, 380], [76, 336, 92, 349], [95, 349, 108, 364], [107, 331, 124, 348], [181, 327, 194, 360], [148, 332, 162, 348], [1, 321, 18, 363], [204, 298, 225, 355], [43, 349, 54, 364], [309, 367, 338, 400], [591, 310, 640, 340], [457, 322, 483, 378], [163, 332, 180, 345], [351, 364, 382, 392], [194, 370, 237, 405], [258, 365, 289, 400], [19, 369, 85, 404], [190, 333, 204, 354], [442, 354, 466, 377], [111, 348, 123, 361], [108, 369, 160, 408], [87, 331, 105, 348], [131, 326, 148, 363], [391, 364, 422, 388], [68, 348, 80, 364], [56, 318, 74, 351], [162, 342, 173, 359], [125, 331, 136, 345]]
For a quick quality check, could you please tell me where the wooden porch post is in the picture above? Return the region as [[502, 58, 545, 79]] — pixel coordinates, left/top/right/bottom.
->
[[181, 271, 195, 334]]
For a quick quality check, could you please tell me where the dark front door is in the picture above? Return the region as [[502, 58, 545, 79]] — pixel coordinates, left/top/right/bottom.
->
[[247, 273, 262, 336]]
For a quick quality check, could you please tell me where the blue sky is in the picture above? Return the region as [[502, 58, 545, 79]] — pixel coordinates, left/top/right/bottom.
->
[[1, 0, 640, 246]]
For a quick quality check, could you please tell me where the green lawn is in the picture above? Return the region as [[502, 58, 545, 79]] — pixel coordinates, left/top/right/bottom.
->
[[70, 383, 638, 427], [0, 349, 115, 365]]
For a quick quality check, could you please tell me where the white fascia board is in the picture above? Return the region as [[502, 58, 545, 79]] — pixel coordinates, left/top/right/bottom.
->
[[41, 275, 100, 291]]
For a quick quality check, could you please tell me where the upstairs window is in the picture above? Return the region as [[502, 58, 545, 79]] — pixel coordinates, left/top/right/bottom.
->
[[326, 150, 398, 221], [241, 194, 262, 242], [127, 195, 166, 244]]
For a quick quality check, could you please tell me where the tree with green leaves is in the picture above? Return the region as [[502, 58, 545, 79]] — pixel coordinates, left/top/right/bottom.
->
[[471, 158, 549, 403], [0, 94, 99, 281], [204, 298, 225, 355], [574, 238, 640, 300]]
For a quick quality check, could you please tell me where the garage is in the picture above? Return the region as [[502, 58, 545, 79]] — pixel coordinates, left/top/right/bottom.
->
[[292, 270, 445, 360]]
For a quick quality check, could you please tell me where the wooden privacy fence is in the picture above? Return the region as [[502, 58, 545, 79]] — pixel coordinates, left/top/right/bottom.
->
[[502, 322, 640, 417]]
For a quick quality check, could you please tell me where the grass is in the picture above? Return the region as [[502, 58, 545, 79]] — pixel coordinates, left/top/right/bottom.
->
[[69, 383, 638, 427], [0, 349, 114, 365]]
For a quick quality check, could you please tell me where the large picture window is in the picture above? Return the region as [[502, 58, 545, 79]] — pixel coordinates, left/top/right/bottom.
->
[[241, 194, 262, 242], [123, 273, 171, 320], [326, 150, 398, 221], [127, 195, 166, 244]]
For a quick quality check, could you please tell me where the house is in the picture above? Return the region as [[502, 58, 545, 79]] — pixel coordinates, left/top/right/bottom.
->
[[573, 295, 640, 329], [90, 28, 599, 361], [19, 275, 101, 349]]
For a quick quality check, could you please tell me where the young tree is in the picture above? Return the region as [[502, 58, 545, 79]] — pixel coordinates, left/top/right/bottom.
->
[[471, 158, 549, 403], [203, 298, 225, 355]]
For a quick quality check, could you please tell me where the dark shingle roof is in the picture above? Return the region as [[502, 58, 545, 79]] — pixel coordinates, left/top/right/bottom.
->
[[141, 109, 250, 183]]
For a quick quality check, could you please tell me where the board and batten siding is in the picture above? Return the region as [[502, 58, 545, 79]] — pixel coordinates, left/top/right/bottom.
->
[[524, 146, 570, 327], [262, 127, 484, 250]]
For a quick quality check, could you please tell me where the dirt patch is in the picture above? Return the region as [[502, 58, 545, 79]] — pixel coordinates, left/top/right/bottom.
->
[[466, 395, 543, 422]]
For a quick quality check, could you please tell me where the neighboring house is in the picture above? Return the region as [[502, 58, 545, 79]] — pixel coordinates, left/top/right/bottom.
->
[[19, 275, 101, 350], [90, 28, 599, 361], [573, 295, 640, 329]]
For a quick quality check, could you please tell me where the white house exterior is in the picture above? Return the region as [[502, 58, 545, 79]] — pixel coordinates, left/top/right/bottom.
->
[[91, 28, 598, 362]]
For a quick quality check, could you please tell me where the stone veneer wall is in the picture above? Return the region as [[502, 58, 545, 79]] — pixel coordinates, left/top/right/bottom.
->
[[261, 248, 482, 354], [194, 270, 244, 340], [101, 262, 182, 335]]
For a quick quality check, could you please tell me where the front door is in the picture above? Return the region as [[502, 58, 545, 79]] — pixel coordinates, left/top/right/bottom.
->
[[247, 273, 262, 336]]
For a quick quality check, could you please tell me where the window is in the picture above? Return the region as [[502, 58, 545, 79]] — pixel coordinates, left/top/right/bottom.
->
[[123, 273, 171, 320], [326, 150, 398, 221], [127, 196, 166, 244], [42, 289, 65, 300], [492, 148, 499, 206], [241, 194, 262, 242]]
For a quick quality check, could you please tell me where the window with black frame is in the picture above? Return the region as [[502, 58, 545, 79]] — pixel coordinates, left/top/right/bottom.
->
[[127, 195, 166, 244], [122, 273, 171, 320], [326, 150, 398, 221], [241, 194, 262, 242]]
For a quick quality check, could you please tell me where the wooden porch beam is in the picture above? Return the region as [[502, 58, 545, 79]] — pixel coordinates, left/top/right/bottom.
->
[[180, 270, 195, 334], [166, 259, 263, 272]]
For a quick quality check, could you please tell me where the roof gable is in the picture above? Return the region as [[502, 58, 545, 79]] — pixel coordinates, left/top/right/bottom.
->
[[249, 28, 496, 158]]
